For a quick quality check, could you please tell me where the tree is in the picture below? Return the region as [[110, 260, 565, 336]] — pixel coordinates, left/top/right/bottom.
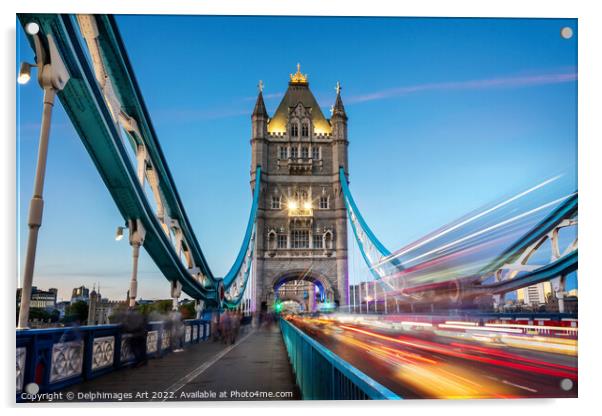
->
[[64, 300, 88, 324], [135, 299, 173, 318], [179, 302, 196, 319], [28, 308, 50, 321]]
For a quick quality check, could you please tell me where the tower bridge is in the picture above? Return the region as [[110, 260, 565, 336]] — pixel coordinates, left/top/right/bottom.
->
[[251, 64, 349, 312], [16, 13, 578, 401]]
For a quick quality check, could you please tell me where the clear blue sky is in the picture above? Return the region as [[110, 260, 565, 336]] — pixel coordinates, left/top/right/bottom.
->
[[17, 16, 577, 301]]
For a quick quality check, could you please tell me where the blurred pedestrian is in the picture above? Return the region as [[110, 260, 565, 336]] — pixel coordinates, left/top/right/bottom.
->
[[122, 309, 148, 367], [231, 311, 241, 344], [211, 311, 220, 342], [170, 310, 185, 352], [219, 310, 232, 344]]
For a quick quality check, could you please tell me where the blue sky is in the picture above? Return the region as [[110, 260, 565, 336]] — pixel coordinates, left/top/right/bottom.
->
[[17, 16, 577, 301]]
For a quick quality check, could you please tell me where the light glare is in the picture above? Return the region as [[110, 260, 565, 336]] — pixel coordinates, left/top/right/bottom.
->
[[25, 22, 40, 35], [17, 73, 30, 85]]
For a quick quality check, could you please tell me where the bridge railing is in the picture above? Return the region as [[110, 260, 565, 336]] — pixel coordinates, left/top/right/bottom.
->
[[16, 319, 210, 399], [279, 318, 400, 400]]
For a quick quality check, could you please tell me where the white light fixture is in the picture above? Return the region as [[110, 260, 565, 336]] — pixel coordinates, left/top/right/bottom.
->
[[288, 200, 298, 210], [18, 62, 33, 85], [25, 22, 40, 35], [303, 201, 312, 210], [115, 226, 125, 241]]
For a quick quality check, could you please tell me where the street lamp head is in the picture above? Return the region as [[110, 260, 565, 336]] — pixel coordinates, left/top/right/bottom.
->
[[25, 22, 40, 36], [115, 226, 125, 241], [18, 62, 33, 85]]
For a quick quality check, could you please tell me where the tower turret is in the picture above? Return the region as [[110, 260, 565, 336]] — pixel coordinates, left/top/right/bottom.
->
[[252, 81, 268, 137], [87, 286, 98, 326], [251, 66, 349, 311], [251, 81, 269, 176], [330, 81, 349, 306], [331, 81, 349, 174]]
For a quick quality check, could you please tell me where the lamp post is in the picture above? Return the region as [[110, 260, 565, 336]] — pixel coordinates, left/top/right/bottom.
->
[[17, 25, 70, 329]]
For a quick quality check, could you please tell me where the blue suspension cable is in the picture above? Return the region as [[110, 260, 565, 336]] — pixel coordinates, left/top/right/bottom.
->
[[223, 167, 262, 289]]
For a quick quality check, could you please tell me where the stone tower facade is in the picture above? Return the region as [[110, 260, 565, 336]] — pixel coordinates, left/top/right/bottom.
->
[[250, 65, 349, 311]]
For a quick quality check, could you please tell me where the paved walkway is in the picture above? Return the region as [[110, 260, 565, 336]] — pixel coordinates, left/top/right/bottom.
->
[[61, 324, 300, 402]]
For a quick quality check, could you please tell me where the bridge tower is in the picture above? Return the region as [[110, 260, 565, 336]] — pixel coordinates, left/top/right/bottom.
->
[[250, 65, 349, 312]]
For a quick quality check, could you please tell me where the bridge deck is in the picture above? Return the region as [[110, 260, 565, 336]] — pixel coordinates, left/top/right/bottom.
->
[[60, 324, 300, 402]]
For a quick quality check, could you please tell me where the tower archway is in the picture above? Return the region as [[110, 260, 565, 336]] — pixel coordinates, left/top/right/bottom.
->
[[271, 269, 337, 312]]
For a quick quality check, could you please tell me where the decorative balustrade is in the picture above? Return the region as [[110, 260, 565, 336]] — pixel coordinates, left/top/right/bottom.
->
[[16, 319, 210, 400]]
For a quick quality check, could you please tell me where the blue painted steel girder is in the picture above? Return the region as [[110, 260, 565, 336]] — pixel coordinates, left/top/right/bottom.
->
[[89, 15, 215, 282], [17, 14, 216, 301], [470, 250, 577, 295], [481, 193, 577, 274]]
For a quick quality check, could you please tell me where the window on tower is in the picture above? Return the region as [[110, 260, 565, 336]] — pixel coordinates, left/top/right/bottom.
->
[[313, 234, 323, 249], [312, 146, 320, 160], [290, 146, 298, 159], [295, 189, 308, 201], [292, 230, 309, 249], [291, 123, 299, 137], [279, 146, 288, 160], [319, 196, 329, 209], [301, 122, 309, 137], [271, 195, 281, 209], [301, 146, 309, 159], [277, 234, 288, 249]]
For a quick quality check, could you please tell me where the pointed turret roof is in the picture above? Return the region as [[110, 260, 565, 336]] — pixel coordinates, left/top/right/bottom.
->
[[331, 81, 347, 121], [267, 64, 331, 134], [252, 89, 268, 118]]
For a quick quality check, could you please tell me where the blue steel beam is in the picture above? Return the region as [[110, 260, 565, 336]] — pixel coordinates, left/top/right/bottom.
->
[[222, 228, 256, 308], [467, 193, 578, 296], [90, 15, 215, 283], [481, 193, 577, 274], [17, 14, 216, 301], [339, 168, 392, 257], [472, 250, 577, 295], [223, 168, 261, 289], [340, 168, 404, 288]]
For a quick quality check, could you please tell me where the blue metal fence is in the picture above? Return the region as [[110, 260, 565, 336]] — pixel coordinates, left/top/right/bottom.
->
[[279, 318, 400, 400], [16, 319, 210, 400]]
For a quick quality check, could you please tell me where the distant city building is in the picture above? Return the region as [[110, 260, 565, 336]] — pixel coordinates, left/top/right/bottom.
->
[[56, 301, 70, 318], [349, 281, 393, 313], [16, 286, 58, 309], [71, 285, 90, 303], [517, 282, 552, 306]]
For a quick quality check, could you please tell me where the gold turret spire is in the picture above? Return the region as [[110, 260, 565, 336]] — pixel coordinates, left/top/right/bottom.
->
[[289, 62, 308, 84]]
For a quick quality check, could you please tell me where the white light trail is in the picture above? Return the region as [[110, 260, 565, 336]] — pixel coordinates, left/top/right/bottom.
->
[[371, 175, 563, 269], [398, 193, 575, 267], [438, 324, 523, 333]]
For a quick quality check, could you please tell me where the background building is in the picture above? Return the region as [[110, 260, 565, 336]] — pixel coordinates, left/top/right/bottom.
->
[[71, 285, 90, 303], [87, 288, 127, 325], [16, 286, 57, 309]]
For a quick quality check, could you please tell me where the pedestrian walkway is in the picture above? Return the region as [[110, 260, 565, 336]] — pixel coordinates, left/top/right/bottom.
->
[[61, 324, 300, 402]]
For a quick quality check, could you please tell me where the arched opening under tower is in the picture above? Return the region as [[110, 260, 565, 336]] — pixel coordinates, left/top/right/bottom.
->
[[272, 270, 336, 313]]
